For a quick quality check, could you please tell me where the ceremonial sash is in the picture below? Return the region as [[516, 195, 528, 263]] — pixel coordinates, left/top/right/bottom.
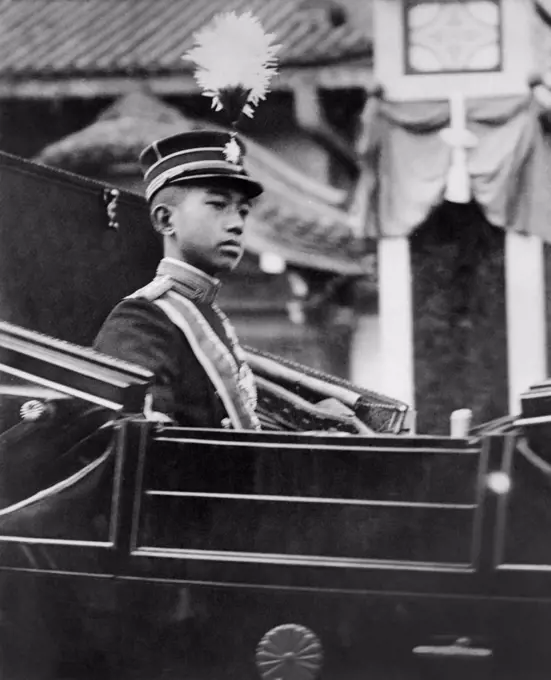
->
[[154, 290, 260, 430]]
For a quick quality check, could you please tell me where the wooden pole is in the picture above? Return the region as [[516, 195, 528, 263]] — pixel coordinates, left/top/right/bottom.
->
[[505, 231, 547, 414], [378, 236, 415, 409]]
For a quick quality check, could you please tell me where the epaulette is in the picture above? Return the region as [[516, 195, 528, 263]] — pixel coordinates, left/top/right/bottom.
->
[[125, 275, 173, 302]]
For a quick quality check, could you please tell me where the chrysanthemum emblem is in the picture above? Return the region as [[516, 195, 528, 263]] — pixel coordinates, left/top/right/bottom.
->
[[223, 137, 243, 165]]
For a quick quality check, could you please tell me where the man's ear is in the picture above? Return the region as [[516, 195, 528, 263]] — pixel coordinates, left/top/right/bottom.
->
[[151, 204, 174, 236]]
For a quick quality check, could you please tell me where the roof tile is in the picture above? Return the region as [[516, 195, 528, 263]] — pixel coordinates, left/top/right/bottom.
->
[[0, 0, 371, 78]]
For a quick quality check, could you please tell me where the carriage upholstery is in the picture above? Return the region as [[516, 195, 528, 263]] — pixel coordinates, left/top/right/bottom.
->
[[0, 150, 160, 346]]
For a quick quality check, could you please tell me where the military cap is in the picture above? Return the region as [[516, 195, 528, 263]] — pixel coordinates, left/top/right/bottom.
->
[[139, 130, 263, 202]]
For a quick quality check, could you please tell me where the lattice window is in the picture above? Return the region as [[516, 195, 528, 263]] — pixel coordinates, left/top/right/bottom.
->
[[404, 0, 502, 74]]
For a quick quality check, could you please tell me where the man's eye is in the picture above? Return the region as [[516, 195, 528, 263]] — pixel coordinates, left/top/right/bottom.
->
[[208, 201, 227, 210], [239, 207, 251, 219]]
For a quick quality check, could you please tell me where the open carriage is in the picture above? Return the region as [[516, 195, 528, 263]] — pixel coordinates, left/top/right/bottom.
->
[[2, 152, 551, 679]]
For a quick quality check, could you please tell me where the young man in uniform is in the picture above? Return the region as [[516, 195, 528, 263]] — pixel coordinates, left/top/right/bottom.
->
[[92, 131, 263, 669], [94, 130, 262, 430]]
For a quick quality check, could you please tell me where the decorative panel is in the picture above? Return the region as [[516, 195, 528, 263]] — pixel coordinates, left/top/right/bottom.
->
[[374, 0, 533, 100], [405, 0, 502, 74]]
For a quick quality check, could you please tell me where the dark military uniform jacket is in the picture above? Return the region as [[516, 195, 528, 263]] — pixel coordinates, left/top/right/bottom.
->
[[94, 257, 259, 430]]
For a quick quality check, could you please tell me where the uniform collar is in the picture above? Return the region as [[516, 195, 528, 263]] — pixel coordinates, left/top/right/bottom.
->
[[157, 257, 221, 304]]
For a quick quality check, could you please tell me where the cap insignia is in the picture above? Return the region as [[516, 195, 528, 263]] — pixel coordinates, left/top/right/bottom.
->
[[224, 137, 242, 165]]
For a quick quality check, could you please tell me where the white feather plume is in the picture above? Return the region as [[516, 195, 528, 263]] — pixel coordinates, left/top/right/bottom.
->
[[185, 11, 281, 121]]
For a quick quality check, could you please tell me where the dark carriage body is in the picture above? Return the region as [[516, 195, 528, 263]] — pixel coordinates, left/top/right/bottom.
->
[[2, 151, 551, 677], [0, 408, 548, 604], [1, 325, 551, 678]]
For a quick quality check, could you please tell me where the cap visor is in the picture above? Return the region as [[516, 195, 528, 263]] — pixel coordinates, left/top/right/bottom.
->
[[169, 173, 263, 199]]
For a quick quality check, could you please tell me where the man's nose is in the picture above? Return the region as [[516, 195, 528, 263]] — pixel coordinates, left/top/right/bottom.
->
[[226, 213, 245, 235]]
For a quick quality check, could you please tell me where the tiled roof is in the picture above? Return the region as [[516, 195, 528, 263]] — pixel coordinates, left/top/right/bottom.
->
[[36, 91, 368, 277], [0, 0, 371, 79]]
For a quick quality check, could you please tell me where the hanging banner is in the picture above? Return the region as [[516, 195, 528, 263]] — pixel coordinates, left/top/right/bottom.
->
[[365, 95, 551, 239]]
